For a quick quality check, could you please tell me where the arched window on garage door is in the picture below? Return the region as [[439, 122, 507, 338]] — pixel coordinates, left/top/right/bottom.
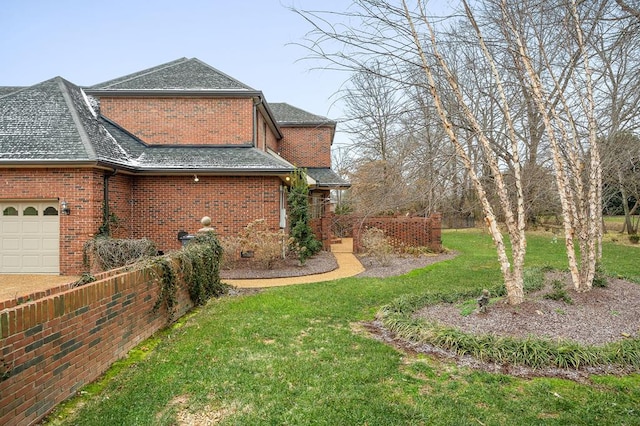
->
[[44, 206, 59, 216], [3, 206, 18, 216], [23, 206, 39, 216]]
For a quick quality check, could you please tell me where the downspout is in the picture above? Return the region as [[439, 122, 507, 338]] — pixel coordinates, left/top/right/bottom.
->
[[253, 97, 263, 148], [102, 169, 117, 236]]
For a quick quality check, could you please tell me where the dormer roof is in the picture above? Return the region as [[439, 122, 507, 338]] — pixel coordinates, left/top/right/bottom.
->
[[270, 102, 335, 127], [89, 57, 256, 92]]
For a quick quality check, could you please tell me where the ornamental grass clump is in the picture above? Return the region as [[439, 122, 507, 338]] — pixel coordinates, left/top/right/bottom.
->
[[218, 236, 243, 270], [238, 219, 286, 269], [83, 237, 157, 272], [544, 280, 573, 304], [361, 227, 394, 266]]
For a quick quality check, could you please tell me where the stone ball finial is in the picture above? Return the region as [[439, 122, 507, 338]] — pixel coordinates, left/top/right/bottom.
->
[[201, 216, 212, 226]]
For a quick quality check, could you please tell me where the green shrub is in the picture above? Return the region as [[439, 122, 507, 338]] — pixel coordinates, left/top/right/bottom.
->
[[593, 262, 609, 288], [288, 168, 322, 264], [544, 279, 573, 304]]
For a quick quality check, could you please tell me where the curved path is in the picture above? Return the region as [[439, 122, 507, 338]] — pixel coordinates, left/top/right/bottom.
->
[[0, 240, 364, 300], [224, 239, 364, 288]]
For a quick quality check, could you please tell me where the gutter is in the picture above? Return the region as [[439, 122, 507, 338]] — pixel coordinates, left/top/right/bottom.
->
[[83, 89, 264, 98], [256, 98, 283, 140], [0, 160, 294, 175]]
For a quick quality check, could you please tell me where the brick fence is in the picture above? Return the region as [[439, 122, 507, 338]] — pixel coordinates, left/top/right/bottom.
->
[[310, 213, 333, 250], [352, 213, 443, 253], [0, 264, 193, 426]]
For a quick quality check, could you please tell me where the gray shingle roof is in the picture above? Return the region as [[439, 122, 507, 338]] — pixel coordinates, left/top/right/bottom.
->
[[0, 87, 23, 97], [90, 58, 256, 92], [0, 77, 96, 161], [0, 76, 292, 173], [307, 167, 350, 188], [99, 118, 292, 172], [136, 146, 292, 171], [269, 102, 335, 126], [0, 59, 341, 178], [100, 118, 292, 172]]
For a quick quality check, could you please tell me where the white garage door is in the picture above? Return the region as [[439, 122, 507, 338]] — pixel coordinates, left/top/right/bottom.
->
[[0, 201, 60, 273]]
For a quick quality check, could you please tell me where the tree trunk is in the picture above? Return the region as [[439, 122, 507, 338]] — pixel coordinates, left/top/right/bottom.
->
[[402, 0, 526, 304]]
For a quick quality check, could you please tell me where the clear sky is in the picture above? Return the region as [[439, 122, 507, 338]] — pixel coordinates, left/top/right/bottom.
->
[[0, 0, 354, 147]]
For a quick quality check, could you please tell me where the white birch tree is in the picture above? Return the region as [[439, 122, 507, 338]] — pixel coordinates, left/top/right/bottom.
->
[[295, 0, 609, 298], [296, 0, 528, 303]]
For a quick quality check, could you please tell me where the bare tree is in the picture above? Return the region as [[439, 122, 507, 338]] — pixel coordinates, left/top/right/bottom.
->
[[615, 0, 640, 21], [592, 1, 640, 235], [342, 64, 405, 162], [601, 132, 640, 234], [497, 0, 605, 291], [295, 1, 528, 303], [295, 0, 608, 298]]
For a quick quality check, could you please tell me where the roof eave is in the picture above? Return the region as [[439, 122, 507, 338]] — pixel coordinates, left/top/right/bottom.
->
[[277, 121, 337, 127], [129, 168, 294, 175], [0, 161, 294, 176], [255, 97, 283, 140], [84, 89, 263, 98], [0, 160, 99, 167], [312, 183, 352, 190]]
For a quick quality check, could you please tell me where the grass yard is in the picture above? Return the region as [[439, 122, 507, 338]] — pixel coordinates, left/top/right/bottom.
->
[[48, 230, 640, 425]]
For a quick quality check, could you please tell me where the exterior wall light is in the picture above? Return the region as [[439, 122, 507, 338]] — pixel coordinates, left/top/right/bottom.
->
[[194, 175, 199, 182], [60, 200, 71, 215]]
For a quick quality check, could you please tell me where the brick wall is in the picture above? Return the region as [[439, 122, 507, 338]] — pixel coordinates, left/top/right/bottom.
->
[[99, 97, 254, 145], [130, 175, 283, 252], [257, 111, 280, 153], [0, 263, 194, 426], [279, 127, 332, 168], [352, 214, 443, 253], [1, 170, 286, 275], [0, 168, 104, 275], [105, 173, 134, 239], [310, 212, 333, 250]]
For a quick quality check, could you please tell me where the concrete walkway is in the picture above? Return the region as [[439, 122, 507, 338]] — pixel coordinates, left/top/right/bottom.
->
[[225, 238, 364, 288], [0, 240, 363, 301]]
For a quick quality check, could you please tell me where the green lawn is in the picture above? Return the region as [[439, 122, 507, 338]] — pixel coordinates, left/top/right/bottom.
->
[[49, 230, 640, 425]]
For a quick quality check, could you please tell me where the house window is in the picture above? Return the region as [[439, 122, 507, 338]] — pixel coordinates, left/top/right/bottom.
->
[[23, 206, 39, 216], [44, 206, 59, 216], [279, 185, 287, 229], [310, 195, 323, 219], [3, 206, 18, 216]]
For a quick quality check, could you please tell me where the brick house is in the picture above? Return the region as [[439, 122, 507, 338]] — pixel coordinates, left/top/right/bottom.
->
[[0, 58, 349, 275]]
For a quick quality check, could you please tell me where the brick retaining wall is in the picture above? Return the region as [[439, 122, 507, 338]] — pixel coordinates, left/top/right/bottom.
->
[[0, 264, 193, 426]]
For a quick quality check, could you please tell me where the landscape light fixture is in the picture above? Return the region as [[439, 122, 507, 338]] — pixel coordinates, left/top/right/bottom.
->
[[60, 200, 70, 215]]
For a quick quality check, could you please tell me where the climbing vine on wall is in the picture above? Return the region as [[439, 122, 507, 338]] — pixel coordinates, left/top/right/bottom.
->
[[153, 231, 228, 320]]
